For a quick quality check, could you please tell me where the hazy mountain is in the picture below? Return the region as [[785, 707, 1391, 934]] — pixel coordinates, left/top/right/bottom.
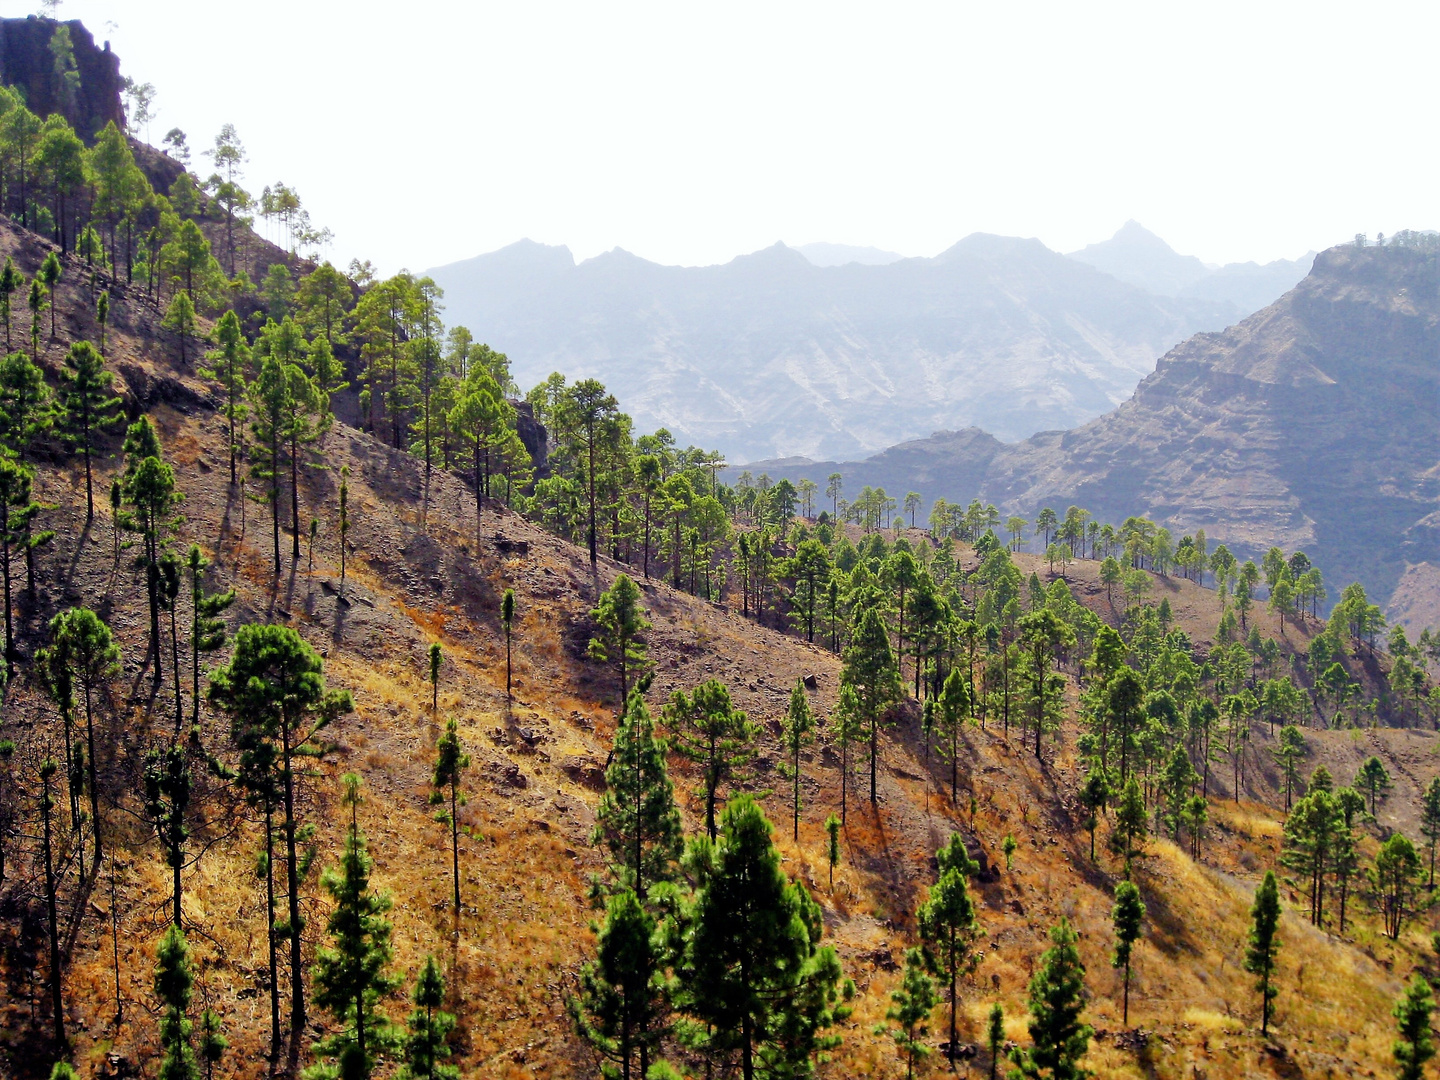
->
[[795, 241, 905, 267], [751, 241, 1440, 624], [1068, 220, 1314, 313], [428, 235, 1246, 461]]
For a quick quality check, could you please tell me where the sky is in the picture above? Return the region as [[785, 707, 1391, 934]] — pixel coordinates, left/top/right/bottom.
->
[[39, 0, 1440, 275]]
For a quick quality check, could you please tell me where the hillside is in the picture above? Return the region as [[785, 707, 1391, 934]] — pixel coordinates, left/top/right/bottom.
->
[[0, 194, 1438, 1080], [427, 233, 1246, 461], [751, 238, 1440, 628]]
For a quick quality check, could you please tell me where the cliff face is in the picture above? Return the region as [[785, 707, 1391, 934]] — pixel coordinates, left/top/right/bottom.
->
[[0, 16, 124, 140]]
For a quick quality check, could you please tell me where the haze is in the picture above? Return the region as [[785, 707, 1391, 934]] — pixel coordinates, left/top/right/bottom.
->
[[51, 0, 1439, 274]]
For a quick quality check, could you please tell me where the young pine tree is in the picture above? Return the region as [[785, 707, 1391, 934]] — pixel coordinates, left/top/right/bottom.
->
[[665, 679, 757, 841], [501, 588, 515, 700], [781, 680, 815, 841], [397, 955, 458, 1080], [142, 742, 191, 929], [918, 833, 983, 1066], [186, 546, 235, 735], [1420, 776, 1440, 889], [570, 888, 668, 1080], [825, 813, 841, 890], [589, 573, 650, 705], [843, 606, 902, 805], [1110, 880, 1145, 1027], [986, 1003, 1005, 1080], [593, 693, 682, 900], [427, 643, 442, 719], [155, 924, 197, 1080], [429, 718, 470, 914], [877, 948, 937, 1080], [1009, 918, 1092, 1080], [1393, 975, 1435, 1080], [58, 341, 123, 519], [309, 774, 400, 1080], [681, 796, 849, 1080], [1245, 870, 1282, 1036]]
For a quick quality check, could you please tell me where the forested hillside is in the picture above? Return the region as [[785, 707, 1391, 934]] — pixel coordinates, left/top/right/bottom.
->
[[751, 235, 1440, 632], [3, 18, 1440, 1080]]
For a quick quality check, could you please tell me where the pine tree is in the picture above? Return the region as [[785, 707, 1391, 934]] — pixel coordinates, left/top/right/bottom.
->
[[1357, 756, 1393, 816], [1110, 880, 1145, 1027], [427, 643, 442, 719], [1244, 870, 1282, 1036], [782, 680, 815, 841], [1393, 975, 1435, 1080], [46, 606, 119, 868], [39, 757, 65, 1049], [28, 277, 46, 357], [918, 833, 983, 1067], [210, 623, 354, 1041], [595, 693, 682, 898], [120, 419, 179, 679], [1274, 725, 1306, 811], [40, 250, 61, 342], [0, 258, 20, 350], [198, 1007, 227, 1080], [825, 813, 841, 890], [58, 341, 122, 519], [590, 574, 651, 704], [198, 310, 249, 487], [680, 796, 848, 1080], [935, 667, 970, 805], [0, 458, 33, 678], [1420, 777, 1440, 889], [430, 717, 470, 914], [1110, 776, 1147, 873], [142, 742, 191, 928], [309, 774, 400, 1080], [154, 924, 197, 1080], [570, 888, 667, 1080], [1018, 609, 1075, 760], [338, 472, 349, 596], [1009, 918, 1092, 1080], [397, 956, 458, 1080], [186, 546, 235, 734], [501, 588, 515, 700], [843, 606, 902, 806], [831, 683, 864, 824], [877, 948, 936, 1080], [986, 1003, 1004, 1080], [1371, 833, 1421, 941], [666, 679, 757, 841], [1079, 760, 1109, 862], [249, 354, 291, 575]]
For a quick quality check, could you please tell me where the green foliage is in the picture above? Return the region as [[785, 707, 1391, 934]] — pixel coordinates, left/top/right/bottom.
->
[[1244, 871, 1282, 1034], [918, 833, 983, 1063], [1110, 880, 1145, 1026], [430, 717, 471, 912], [678, 796, 849, 1080], [308, 776, 400, 1080], [781, 680, 815, 841], [842, 606, 902, 805], [397, 956, 458, 1080], [595, 693, 683, 899], [877, 948, 936, 1080], [1393, 975, 1435, 1080], [570, 888, 668, 1080], [1009, 918, 1092, 1080], [590, 573, 651, 702], [666, 679, 756, 841], [155, 924, 198, 1080], [1371, 833, 1421, 941]]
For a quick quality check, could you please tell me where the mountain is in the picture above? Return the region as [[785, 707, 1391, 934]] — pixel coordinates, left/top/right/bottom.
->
[[794, 241, 905, 266], [1068, 219, 1314, 313], [751, 239, 1440, 624], [428, 235, 1246, 461]]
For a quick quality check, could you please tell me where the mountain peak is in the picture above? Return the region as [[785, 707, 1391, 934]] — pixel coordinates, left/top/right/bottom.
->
[[1067, 222, 1210, 295]]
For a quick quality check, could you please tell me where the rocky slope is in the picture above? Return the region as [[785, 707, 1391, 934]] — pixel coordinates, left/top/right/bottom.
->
[[754, 241, 1440, 626], [428, 234, 1246, 460]]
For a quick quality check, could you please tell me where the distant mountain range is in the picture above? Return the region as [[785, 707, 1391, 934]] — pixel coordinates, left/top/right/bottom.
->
[[748, 241, 1440, 626], [1068, 220, 1315, 313], [428, 225, 1309, 461]]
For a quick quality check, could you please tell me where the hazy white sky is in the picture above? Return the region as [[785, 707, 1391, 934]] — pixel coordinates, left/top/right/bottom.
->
[[44, 0, 1439, 274]]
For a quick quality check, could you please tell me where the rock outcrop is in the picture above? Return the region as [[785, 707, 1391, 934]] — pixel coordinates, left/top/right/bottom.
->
[[0, 16, 124, 140]]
